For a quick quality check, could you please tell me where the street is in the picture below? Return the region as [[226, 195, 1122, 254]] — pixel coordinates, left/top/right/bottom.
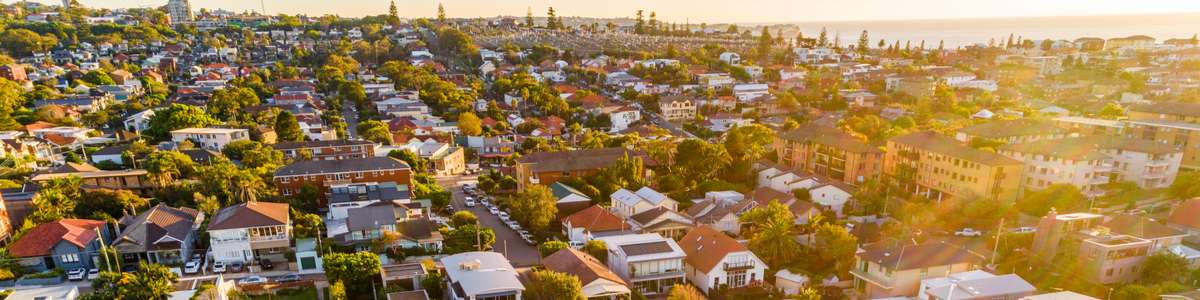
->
[[341, 95, 360, 138], [437, 174, 541, 267]]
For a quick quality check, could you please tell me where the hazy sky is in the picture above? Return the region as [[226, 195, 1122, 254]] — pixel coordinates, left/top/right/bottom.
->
[[13, 0, 1200, 23]]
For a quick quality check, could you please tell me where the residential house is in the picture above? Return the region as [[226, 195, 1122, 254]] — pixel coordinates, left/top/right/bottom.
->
[[1030, 211, 1169, 284], [170, 127, 250, 151], [774, 124, 883, 184], [273, 157, 413, 206], [677, 226, 768, 294], [441, 251, 525, 300], [513, 148, 653, 190], [111, 204, 204, 268], [207, 202, 291, 264], [562, 205, 631, 243], [850, 240, 986, 298], [659, 95, 697, 122], [551, 182, 593, 218], [608, 106, 641, 132], [9, 219, 111, 272], [732, 84, 769, 102], [596, 233, 688, 295], [629, 207, 694, 240], [7, 286, 80, 300], [31, 163, 153, 194], [611, 187, 678, 219], [273, 140, 376, 161], [686, 191, 755, 235], [918, 271, 1036, 300], [884, 131, 1024, 202], [543, 248, 631, 300]]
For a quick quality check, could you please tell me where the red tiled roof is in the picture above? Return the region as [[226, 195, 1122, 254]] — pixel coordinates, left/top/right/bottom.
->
[[562, 205, 628, 232], [677, 226, 751, 273], [1169, 198, 1200, 230], [9, 219, 106, 257]]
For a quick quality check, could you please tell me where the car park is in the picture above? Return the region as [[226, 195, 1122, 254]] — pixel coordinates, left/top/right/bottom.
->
[[238, 276, 267, 286], [68, 268, 86, 281], [211, 261, 227, 273]]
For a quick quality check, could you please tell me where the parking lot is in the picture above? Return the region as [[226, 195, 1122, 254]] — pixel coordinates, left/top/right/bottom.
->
[[441, 175, 541, 267]]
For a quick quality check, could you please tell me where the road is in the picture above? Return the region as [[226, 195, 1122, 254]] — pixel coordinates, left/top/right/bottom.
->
[[647, 111, 696, 138], [341, 95, 360, 138], [438, 174, 541, 267]]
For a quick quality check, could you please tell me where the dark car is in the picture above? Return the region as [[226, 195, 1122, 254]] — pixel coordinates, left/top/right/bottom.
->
[[259, 259, 274, 270], [230, 261, 244, 273], [275, 274, 302, 283]]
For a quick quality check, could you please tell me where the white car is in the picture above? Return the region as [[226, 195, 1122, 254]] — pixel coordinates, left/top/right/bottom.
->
[[955, 228, 984, 237], [87, 268, 99, 280], [498, 212, 510, 221], [1011, 226, 1037, 234], [464, 198, 476, 207], [568, 240, 585, 249], [184, 260, 202, 274], [238, 276, 268, 286], [506, 220, 520, 230], [211, 261, 227, 273], [488, 207, 500, 215], [67, 268, 86, 281]]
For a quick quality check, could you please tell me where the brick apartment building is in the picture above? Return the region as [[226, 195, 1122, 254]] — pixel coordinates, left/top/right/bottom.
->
[[273, 157, 412, 206]]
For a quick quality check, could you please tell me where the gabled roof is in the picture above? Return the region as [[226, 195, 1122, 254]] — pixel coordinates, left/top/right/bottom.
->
[[543, 248, 627, 287], [208, 202, 289, 231], [778, 123, 880, 153], [517, 148, 655, 173], [550, 182, 590, 203], [9, 219, 106, 257], [859, 240, 986, 271], [114, 204, 203, 252], [677, 226, 755, 273], [957, 119, 1063, 139], [563, 205, 628, 233], [630, 207, 693, 229], [274, 157, 410, 177], [889, 131, 1021, 166]]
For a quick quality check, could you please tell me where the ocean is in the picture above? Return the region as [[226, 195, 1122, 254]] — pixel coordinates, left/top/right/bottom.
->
[[787, 12, 1200, 48]]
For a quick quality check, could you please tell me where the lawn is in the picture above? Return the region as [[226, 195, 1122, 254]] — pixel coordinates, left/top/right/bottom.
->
[[248, 287, 319, 300]]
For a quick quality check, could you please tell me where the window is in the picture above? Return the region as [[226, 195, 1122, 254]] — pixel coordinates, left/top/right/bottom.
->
[[61, 253, 80, 263]]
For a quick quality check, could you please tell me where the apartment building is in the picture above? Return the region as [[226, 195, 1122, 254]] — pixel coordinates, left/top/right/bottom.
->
[[850, 240, 986, 298], [170, 127, 249, 151], [998, 139, 1115, 198], [208, 202, 290, 264], [273, 157, 413, 206], [273, 140, 375, 161], [1030, 211, 1187, 284], [954, 119, 1068, 145], [1053, 116, 1125, 136], [1124, 119, 1200, 170], [596, 233, 688, 296], [514, 148, 654, 190], [1129, 102, 1200, 123], [658, 95, 697, 122], [775, 124, 883, 184], [31, 163, 153, 194], [884, 131, 1023, 202]]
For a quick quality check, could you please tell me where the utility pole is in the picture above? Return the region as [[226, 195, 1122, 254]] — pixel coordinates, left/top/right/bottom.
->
[[990, 218, 1004, 268], [95, 227, 113, 273], [475, 219, 481, 251]]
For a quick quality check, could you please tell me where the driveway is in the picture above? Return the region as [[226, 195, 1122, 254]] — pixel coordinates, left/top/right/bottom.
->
[[440, 175, 541, 267]]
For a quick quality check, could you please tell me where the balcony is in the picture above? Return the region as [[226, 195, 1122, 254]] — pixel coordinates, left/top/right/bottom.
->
[[1095, 162, 1115, 172], [724, 261, 755, 271], [1147, 160, 1171, 168], [1090, 175, 1110, 184], [250, 234, 289, 242], [1143, 172, 1167, 179]]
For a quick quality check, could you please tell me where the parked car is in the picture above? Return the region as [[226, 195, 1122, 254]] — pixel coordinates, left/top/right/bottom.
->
[[445, 205, 456, 213], [238, 276, 267, 286], [230, 261, 244, 273], [955, 228, 983, 237], [522, 236, 537, 245], [276, 274, 302, 283], [498, 212, 510, 220], [464, 198, 476, 207], [569, 240, 585, 249], [87, 268, 99, 280], [506, 220, 520, 230], [211, 261, 227, 273], [1011, 226, 1037, 234], [68, 268, 86, 281], [184, 260, 202, 274], [488, 207, 500, 215], [259, 259, 274, 270]]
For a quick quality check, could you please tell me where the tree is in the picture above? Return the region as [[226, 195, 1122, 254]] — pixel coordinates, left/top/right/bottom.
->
[[388, 0, 401, 26], [323, 252, 382, 296], [29, 176, 82, 223], [0, 29, 58, 56], [666, 284, 705, 300], [1016, 184, 1087, 216], [1170, 172, 1200, 199], [1098, 103, 1126, 120], [144, 150, 195, 187], [444, 225, 496, 253], [739, 200, 798, 267], [83, 263, 178, 300], [508, 185, 558, 234], [82, 70, 116, 86], [146, 104, 218, 140], [207, 87, 260, 121], [274, 111, 303, 142], [388, 149, 429, 173], [857, 30, 870, 54], [582, 240, 607, 263], [437, 3, 446, 23], [757, 27, 773, 60], [817, 27, 829, 47], [675, 139, 731, 183], [538, 241, 569, 257], [812, 222, 858, 275], [458, 112, 483, 136], [292, 208, 324, 238], [450, 211, 477, 227], [77, 189, 149, 221], [525, 270, 584, 300], [357, 120, 393, 145], [546, 7, 559, 30], [526, 7, 535, 27], [1141, 252, 1189, 284]]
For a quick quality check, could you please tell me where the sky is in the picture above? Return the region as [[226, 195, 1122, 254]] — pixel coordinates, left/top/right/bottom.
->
[[12, 0, 1200, 23]]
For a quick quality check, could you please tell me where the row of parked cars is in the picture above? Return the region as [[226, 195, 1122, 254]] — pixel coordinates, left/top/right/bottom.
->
[[462, 184, 537, 245]]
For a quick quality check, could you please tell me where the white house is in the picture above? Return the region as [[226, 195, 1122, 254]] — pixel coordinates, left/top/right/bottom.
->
[[595, 233, 687, 295], [543, 248, 631, 299], [608, 106, 642, 132], [208, 202, 291, 264], [678, 226, 768, 294], [441, 252, 525, 300], [719, 52, 741, 64], [611, 187, 678, 219], [732, 84, 769, 102], [686, 191, 755, 234], [170, 127, 249, 151]]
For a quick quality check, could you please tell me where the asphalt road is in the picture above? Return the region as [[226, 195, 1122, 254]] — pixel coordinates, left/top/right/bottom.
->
[[438, 175, 541, 267]]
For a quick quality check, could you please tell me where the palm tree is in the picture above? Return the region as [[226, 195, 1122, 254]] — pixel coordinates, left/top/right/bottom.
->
[[231, 171, 265, 204]]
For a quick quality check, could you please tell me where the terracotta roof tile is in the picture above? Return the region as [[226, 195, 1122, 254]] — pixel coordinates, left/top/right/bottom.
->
[[677, 226, 751, 273], [9, 219, 106, 257]]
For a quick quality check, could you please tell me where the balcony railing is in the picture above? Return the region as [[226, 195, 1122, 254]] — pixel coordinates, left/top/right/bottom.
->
[[1147, 160, 1170, 168], [250, 234, 289, 242], [724, 261, 755, 270]]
